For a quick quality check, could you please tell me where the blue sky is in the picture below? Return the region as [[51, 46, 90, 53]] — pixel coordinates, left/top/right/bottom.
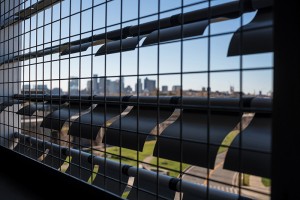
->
[[21, 0, 273, 95]]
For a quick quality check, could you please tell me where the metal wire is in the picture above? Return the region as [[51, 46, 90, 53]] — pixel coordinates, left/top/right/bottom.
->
[[0, 0, 273, 199]]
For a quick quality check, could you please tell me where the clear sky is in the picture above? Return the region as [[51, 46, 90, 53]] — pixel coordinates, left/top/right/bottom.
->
[[21, 0, 273, 95]]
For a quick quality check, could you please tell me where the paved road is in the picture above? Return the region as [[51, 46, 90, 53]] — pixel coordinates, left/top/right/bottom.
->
[[181, 152, 270, 199], [182, 153, 238, 193]]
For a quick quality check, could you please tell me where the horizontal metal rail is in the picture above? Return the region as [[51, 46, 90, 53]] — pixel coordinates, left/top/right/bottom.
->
[[14, 132, 252, 200], [13, 94, 272, 113]]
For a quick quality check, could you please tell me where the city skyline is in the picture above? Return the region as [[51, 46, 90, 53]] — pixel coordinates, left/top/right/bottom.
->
[[21, 75, 272, 97]]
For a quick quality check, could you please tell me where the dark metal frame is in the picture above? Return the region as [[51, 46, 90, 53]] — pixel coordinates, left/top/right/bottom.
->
[[272, 0, 300, 199], [0, 144, 121, 200]]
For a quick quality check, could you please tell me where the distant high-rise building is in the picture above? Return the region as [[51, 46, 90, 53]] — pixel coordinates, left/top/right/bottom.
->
[[22, 84, 50, 94], [69, 77, 79, 95], [70, 77, 79, 90], [120, 77, 125, 93], [172, 85, 181, 92], [99, 78, 105, 94], [34, 84, 49, 91], [86, 80, 92, 94], [162, 85, 168, 93], [144, 77, 156, 92], [230, 86, 234, 94], [34, 84, 49, 94], [106, 79, 111, 94], [202, 87, 206, 92], [125, 85, 133, 94], [92, 74, 99, 94], [135, 78, 143, 93], [107, 79, 119, 94], [52, 87, 64, 95]]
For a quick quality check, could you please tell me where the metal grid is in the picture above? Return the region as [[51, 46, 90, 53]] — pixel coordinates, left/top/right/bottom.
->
[[0, 0, 273, 199]]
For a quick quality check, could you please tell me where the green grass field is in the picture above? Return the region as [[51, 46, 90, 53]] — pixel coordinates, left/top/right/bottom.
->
[[218, 130, 240, 154], [106, 140, 190, 177], [243, 174, 250, 186], [60, 129, 271, 192], [262, 178, 271, 187], [150, 157, 190, 177], [105, 141, 156, 167], [98, 130, 243, 179], [62, 130, 241, 180]]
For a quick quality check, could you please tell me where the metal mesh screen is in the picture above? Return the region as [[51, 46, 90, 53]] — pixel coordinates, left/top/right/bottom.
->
[[0, 0, 273, 199]]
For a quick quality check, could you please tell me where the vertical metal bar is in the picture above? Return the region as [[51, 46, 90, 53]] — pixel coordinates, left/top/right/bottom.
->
[[272, 0, 299, 199], [207, 0, 212, 198]]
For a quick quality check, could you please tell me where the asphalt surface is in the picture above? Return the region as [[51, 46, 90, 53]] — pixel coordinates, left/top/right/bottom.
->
[[181, 152, 271, 199]]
